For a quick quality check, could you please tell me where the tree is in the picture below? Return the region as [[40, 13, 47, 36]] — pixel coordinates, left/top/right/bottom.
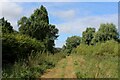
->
[[65, 36, 81, 53], [0, 17, 13, 33], [82, 27, 95, 45], [18, 5, 59, 53], [92, 23, 119, 43]]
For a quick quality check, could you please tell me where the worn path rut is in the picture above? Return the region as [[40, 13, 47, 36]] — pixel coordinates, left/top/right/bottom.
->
[[41, 56, 77, 78]]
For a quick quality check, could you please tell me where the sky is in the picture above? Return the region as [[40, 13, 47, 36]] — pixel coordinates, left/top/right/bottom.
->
[[0, 1, 119, 48]]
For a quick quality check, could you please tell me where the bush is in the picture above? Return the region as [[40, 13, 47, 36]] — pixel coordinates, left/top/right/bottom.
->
[[97, 40, 118, 56], [74, 40, 119, 56], [2, 33, 45, 65]]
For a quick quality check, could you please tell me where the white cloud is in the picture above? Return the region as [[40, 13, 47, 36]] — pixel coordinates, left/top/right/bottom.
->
[[56, 14, 118, 35], [51, 9, 76, 21], [3, 3, 22, 19], [0, 2, 22, 19], [0, 1, 23, 30], [55, 40, 65, 48]]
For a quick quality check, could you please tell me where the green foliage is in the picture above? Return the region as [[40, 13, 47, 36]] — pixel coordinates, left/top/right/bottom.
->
[[2, 5, 120, 78], [73, 54, 118, 78], [18, 5, 59, 53], [92, 23, 119, 44], [75, 70, 86, 78], [73, 41, 119, 78], [2, 33, 44, 65], [0, 17, 13, 33], [82, 27, 95, 45], [74, 40, 119, 56], [96, 40, 118, 56], [30, 5, 49, 24], [2, 52, 66, 78], [64, 36, 81, 53]]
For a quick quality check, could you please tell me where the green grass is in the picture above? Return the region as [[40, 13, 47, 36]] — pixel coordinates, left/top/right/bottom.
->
[[75, 55, 118, 78], [72, 40, 119, 78], [2, 40, 119, 78], [61, 60, 67, 77], [2, 52, 66, 78]]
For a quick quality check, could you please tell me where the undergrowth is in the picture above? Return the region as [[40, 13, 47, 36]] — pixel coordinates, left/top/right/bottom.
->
[[72, 40, 119, 78], [2, 52, 66, 78]]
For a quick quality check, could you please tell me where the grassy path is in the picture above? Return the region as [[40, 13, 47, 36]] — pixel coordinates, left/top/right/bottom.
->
[[40, 54, 118, 78], [41, 56, 77, 78]]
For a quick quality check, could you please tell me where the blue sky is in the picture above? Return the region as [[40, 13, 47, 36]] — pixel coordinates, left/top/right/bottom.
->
[[0, 2, 118, 47]]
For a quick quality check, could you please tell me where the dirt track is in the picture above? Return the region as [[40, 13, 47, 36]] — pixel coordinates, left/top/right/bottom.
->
[[41, 56, 77, 78]]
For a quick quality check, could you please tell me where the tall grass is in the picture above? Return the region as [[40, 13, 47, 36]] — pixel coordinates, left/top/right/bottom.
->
[[73, 40, 119, 56], [2, 52, 66, 78], [72, 40, 119, 78], [2, 40, 119, 78], [73, 55, 118, 78]]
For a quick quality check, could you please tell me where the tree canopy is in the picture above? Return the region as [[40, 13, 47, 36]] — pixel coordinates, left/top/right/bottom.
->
[[0, 17, 13, 33], [65, 36, 81, 53], [82, 27, 95, 45], [92, 23, 119, 43], [18, 5, 59, 53]]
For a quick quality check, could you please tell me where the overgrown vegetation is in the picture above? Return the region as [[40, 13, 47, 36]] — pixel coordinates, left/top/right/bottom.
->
[[63, 36, 81, 53], [73, 40, 119, 56], [72, 40, 119, 78], [2, 52, 66, 78], [1, 5, 61, 78], [1, 5, 120, 78], [2, 33, 44, 65], [63, 23, 119, 53]]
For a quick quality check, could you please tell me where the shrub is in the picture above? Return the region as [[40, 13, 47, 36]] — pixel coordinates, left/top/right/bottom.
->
[[96, 40, 118, 56], [2, 33, 45, 65], [74, 40, 119, 56]]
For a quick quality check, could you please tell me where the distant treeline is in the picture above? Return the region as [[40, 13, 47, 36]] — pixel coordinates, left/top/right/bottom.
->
[[63, 23, 120, 53]]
